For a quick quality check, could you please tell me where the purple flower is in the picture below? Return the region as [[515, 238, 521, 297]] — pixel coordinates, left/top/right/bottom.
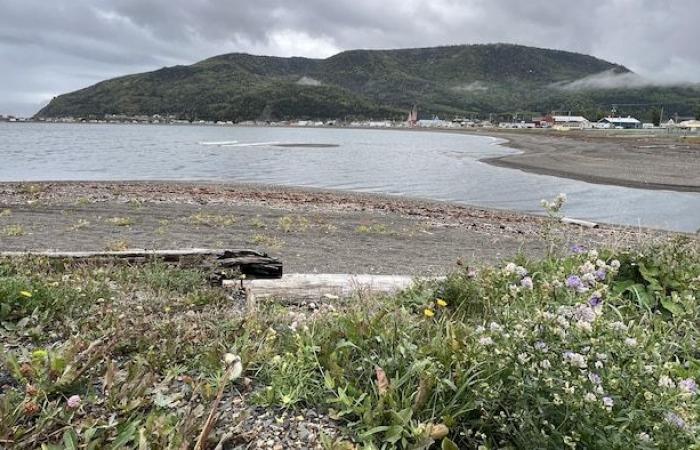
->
[[679, 378, 697, 395], [534, 341, 548, 352], [602, 396, 614, 408], [588, 372, 602, 385], [570, 244, 587, 254], [595, 269, 607, 281], [665, 412, 686, 429], [66, 395, 81, 409], [566, 275, 583, 290], [588, 295, 602, 307], [520, 277, 533, 290]]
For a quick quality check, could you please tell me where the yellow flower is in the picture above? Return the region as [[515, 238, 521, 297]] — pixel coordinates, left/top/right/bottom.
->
[[19, 291, 32, 298], [436, 298, 448, 307], [423, 308, 435, 318]]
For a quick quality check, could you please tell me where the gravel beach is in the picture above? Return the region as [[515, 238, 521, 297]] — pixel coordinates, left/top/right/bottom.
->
[[0, 181, 668, 275]]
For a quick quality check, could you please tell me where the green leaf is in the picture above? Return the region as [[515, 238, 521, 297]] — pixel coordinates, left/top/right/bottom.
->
[[660, 297, 684, 316], [63, 429, 79, 450], [110, 420, 139, 450], [442, 438, 460, 450], [384, 425, 404, 444], [360, 425, 390, 438]]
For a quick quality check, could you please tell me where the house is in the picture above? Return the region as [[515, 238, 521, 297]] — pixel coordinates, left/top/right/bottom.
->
[[598, 116, 642, 129], [552, 115, 591, 129], [679, 120, 700, 130]]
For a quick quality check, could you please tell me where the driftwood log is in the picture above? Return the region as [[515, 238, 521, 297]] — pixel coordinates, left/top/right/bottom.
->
[[0, 248, 283, 282], [224, 273, 440, 302]]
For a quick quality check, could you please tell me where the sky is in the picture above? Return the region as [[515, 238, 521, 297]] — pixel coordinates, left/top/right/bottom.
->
[[1, 0, 699, 116]]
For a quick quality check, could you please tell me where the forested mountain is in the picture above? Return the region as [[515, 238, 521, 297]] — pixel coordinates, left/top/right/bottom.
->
[[36, 44, 700, 121]]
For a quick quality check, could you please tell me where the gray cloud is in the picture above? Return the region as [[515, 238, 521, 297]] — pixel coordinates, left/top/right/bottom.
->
[[1, 0, 699, 116]]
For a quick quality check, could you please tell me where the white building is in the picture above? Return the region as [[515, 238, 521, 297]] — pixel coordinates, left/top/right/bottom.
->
[[552, 115, 591, 129], [598, 116, 642, 129]]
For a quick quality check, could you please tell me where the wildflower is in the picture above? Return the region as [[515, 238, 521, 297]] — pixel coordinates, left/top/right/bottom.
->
[[534, 341, 549, 352], [223, 353, 238, 365], [66, 395, 81, 409], [520, 277, 533, 290], [423, 308, 435, 318], [602, 396, 614, 410], [25, 384, 38, 396], [563, 351, 587, 368], [588, 294, 602, 307], [573, 304, 597, 323], [570, 244, 587, 254], [566, 275, 583, 290], [624, 337, 638, 347], [580, 262, 596, 275], [594, 269, 607, 281], [637, 432, 651, 442], [489, 322, 503, 332], [517, 353, 530, 364], [664, 412, 686, 430], [609, 321, 627, 332], [540, 360, 552, 369], [584, 393, 597, 402], [575, 320, 592, 333], [515, 266, 528, 277], [588, 372, 602, 385], [479, 336, 494, 346], [678, 378, 697, 395], [504, 263, 517, 273], [23, 401, 40, 416], [19, 290, 32, 298], [610, 259, 621, 270], [658, 375, 675, 389], [435, 298, 448, 307], [467, 268, 477, 278]]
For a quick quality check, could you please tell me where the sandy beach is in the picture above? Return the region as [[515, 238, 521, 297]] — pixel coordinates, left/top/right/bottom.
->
[[475, 129, 700, 192]]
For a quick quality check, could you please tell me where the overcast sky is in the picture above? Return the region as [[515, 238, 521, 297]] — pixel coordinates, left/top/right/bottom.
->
[[1, 0, 698, 116]]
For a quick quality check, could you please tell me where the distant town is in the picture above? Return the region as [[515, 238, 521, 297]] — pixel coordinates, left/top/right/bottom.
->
[[2, 112, 699, 131]]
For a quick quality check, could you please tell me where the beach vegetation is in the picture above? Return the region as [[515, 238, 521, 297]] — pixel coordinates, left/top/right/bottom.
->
[[2, 224, 26, 237], [105, 216, 134, 227], [0, 237, 697, 448]]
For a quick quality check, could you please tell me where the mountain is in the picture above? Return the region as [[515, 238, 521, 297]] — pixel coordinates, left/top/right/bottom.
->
[[35, 43, 700, 121]]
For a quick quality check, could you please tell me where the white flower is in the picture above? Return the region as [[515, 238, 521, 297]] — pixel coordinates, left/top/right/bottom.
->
[[609, 321, 627, 332], [624, 338, 638, 347], [540, 360, 552, 369], [563, 352, 587, 368], [658, 375, 675, 389], [595, 259, 606, 268], [515, 266, 528, 277], [602, 396, 614, 409], [584, 393, 597, 402], [520, 277, 534, 290], [479, 336, 494, 346], [517, 353, 530, 364], [575, 320, 592, 333], [475, 325, 485, 334], [637, 432, 651, 442], [610, 260, 620, 270], [504, 263, 517, 273], [588, 249, 598, 260], [489, 322, 503, 332], [581, 273, 596, 285], [580, 261, 596, 274]]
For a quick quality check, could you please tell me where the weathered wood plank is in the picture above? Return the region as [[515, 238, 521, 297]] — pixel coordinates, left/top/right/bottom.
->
[[224, 273, 442, 301]]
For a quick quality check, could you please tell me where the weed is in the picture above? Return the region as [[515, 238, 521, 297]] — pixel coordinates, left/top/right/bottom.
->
[[251, 234, 284, 250], [249, 216, 267, 229], [278, 215, 309, 233], [68, 219, 90, 231], [0, 209, 11, 218], [105, 239, 130, 251], [106, 216, 134, 227], [2, 224, 26, 236], [186, 212, 236, 227], [355, 223, 390, 234]]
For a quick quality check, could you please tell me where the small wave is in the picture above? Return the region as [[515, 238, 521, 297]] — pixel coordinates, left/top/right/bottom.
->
[[198, 140, 239, 145], [220, 141, 280, 147]]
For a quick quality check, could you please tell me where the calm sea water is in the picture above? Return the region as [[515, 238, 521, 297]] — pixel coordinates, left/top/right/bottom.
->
[[1, 122, 699, 232]]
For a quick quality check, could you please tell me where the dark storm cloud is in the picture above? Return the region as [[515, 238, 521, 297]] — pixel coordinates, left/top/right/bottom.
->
[[1, 0, 699, 115]]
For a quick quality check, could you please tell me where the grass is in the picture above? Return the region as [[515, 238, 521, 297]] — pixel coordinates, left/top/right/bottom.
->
[[186, 212, 237, 228], [355, 223, 391, 234], [104, 239, 130, 251], [2, 224, 26, 237], [0, 209, 11, 218], [250, 234, 284, 250], [277, 215, 309, 233], [0, 237, 697, 448], [105, 216, 134, 227], [68, 219, 90, 231]]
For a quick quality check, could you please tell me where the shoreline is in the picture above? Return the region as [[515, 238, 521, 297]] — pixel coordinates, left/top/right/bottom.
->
[[0, 181, 675, 275], [468, 130, 700, 193]]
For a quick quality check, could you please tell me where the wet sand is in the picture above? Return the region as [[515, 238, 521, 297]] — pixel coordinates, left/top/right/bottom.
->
[[473, 130, 700, 192], [0, 182, 668, 275]]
